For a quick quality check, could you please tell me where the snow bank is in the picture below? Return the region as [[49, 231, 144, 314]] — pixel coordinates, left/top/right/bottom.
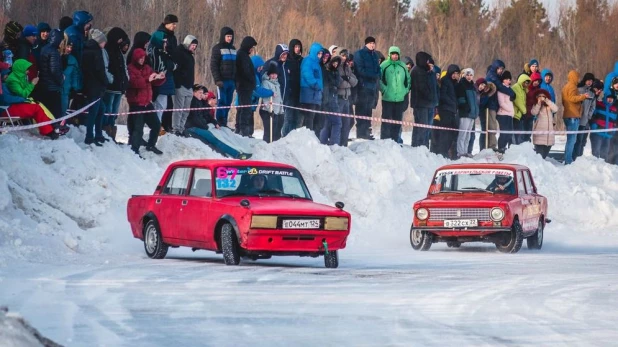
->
[[0, 307, 61, 347], [1, 126, 618, 266]]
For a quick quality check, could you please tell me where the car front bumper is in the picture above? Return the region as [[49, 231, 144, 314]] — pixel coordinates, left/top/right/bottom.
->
[[240, 229, 349, 253], [410, 226, 511, 237]]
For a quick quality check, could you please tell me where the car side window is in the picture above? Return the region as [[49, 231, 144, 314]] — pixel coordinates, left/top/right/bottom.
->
[[523, 170, 536, 194], [163, 168, 191, 195], [516, 171, 526, 196], [189, 169, 213, 198]]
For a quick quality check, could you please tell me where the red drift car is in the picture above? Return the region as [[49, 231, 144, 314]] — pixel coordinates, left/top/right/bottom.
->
[[127, 160, 351, 268], [410, 163, 550, 253]]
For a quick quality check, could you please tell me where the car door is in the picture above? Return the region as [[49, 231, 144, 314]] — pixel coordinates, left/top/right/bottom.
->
[[522, 170, 541, 228], [516, 170, 534, 233], [158, 167, 192, 241], [179, 168, 215, 248]]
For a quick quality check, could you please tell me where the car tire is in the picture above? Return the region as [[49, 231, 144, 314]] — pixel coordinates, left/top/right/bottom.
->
[[324, 250, 339, 269], [221, 223, 241, 265], [410, 228, 433, 251], [446, 241, 461, 248], [143, 219, 168, 259], [527, 219, 544, 250], [495, 220, 524, 253]]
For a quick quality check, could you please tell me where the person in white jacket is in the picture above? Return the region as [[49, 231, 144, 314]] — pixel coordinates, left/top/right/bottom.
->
[[259, 61, 284, 143]]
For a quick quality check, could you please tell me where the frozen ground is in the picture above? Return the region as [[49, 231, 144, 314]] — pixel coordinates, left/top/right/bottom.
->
[[1, 125, 618, 346]]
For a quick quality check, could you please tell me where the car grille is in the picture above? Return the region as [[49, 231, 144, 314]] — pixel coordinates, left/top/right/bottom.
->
[[428, 208, 491, 221]]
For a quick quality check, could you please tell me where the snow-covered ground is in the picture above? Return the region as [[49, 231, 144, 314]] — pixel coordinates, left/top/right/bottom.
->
[[1, 125, 618, 346]]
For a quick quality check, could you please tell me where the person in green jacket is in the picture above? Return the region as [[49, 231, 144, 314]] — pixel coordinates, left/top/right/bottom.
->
[[5, 59, 39, 99], [511, 73, 530, 144], [379, 46, 410, 141]]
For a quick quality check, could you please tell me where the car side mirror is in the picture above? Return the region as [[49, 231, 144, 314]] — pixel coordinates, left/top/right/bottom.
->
[[335, 201, 345, 209], [240, 199, 250, 208]]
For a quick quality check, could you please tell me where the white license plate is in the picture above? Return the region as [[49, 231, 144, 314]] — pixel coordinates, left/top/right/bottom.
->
[[444, 219, 478, 228], [282, 219, 320, 229]]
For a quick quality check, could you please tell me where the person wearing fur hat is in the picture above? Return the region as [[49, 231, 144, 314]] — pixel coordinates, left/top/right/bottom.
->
[[496, 70, 516, 153], [379, 46, 410, 142], [354, 36, 381, 140], [81, 28, 109, 145], [260, 61, 285, 143], [456, 68, 478, 157], [531, 88, 558, 159], [171, 35, 198, 135]]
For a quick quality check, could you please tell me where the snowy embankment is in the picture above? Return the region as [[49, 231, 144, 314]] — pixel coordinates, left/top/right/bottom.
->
[[1, 126, 618, 266]]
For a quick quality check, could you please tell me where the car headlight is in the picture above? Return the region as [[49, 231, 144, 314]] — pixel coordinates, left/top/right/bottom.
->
[[251, 215, 278, 229], [491, 208, 505, 221], [416, 208, 429, 221], [324, 217, 349, 231]]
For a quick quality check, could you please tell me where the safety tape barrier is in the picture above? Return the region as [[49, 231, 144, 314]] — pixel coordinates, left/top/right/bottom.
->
[[2, 98, 618, 136]]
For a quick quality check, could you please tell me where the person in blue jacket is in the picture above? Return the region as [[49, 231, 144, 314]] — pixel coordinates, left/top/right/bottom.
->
[[354, 37, 381, 140], [603, 62, 618, 98], [299, 42, 324, 133], [540, 68, 556, 103], [64, 10, 93, 85]]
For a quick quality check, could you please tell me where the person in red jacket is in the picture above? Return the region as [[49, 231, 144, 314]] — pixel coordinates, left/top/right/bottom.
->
[[523, 71, 542, 142], [126, 48, 166, 156]]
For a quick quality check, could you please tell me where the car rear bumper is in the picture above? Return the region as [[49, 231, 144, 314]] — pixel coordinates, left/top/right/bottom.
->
[[411, 226, 511, 237], [240, 229, 349, 253]]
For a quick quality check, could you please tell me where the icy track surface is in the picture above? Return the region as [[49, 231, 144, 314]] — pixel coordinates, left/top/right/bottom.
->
[[1, 127, 618, 346]]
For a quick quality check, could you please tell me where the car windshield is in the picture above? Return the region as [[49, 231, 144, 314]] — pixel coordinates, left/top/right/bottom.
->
[[215, 166, 312, 199], [430, 168, 516, 195]]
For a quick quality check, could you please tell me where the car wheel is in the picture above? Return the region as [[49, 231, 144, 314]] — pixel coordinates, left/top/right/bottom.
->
[[221, 223, 240, 265], [324, 250, 339, 269], [527, 219, 544, 250], [410, 228, 433, 251], [143, 219, 168, 259], [446, 241, 461, 248], [495, 219, 524, 253]]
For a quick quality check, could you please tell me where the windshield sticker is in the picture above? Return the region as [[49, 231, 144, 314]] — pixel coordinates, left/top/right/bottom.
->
[[216, 178, 237, 189], [217, 167, 238, 179], [436, 169, 514, 177]]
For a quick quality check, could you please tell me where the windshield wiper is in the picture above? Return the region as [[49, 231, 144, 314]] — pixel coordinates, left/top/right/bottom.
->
[[433, 190, 463, 195], [460, 187, 495, 195], [219, 191, 252, 198], [257, 189, 308, 199]]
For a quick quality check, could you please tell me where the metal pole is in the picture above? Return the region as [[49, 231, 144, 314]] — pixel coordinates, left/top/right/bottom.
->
[[269, 101, 274, 143], [485, 108, 489, 150]]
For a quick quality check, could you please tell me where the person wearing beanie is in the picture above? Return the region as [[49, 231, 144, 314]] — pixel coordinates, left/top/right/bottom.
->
[[410, 51, 438, 148], [496, 70, 516, 154], [59, 17, 73, 31], [574, 73, 600, 160], [455, 68, 479, 157], [126, 48, 166, 155], [561, 70, 589, 164], [2, 21, 23, 54], [15, 25, 39, 81], [156, 14, 178, 54], [433, 64, 460, 159], [170, 35, 198, 135], [354, 35, 381, 139], [82, 28, 110, 146], [185, 82, 219, 143]]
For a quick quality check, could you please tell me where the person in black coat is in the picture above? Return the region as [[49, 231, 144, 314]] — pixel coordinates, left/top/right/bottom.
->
[[37, 29, 64, 120], [281, 38, 304, 137], [210, 27, 236, 126], [410, 51, 437, 147], [434, 64, 461, 159], [103, 27, 130, 141], [171, 35, 198, 135], [82, 29, 109, 145], [235, 36, 257, 137]]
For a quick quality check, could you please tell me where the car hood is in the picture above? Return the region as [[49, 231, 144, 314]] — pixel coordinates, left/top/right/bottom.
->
[[216, 197, 350, 217], [417, 194, 512, 208]]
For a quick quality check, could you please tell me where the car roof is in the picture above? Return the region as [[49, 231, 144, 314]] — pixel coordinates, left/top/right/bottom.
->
[[435, 163, 530, 172], [169, 159, 297, 170]]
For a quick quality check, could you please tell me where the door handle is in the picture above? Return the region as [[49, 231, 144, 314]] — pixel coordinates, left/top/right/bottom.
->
[[182, 200, 188, 206], [155, 199, 162, 204]]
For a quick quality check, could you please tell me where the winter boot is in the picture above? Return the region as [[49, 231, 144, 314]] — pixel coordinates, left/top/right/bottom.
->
[[110, 125, 118, 144]]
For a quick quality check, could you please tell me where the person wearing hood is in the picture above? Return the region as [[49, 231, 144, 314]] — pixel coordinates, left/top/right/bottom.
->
[[243, 54, 274, 136], [433, 64, 461, 159], [60, 32, 82, 120], [299, 42, 324, 133], [102, 27, 131, 142], [589, 79, 615, 160], [336, 49, 358, 146], [16, 25, 39, 81], [259, 61, 285, 143], [81, 29, 109, 145], [126, 48, 166, 156], [37, 29, 65, 120], [314, 49, 332, 137], [282, 38, 304, 137], [33, 22, 51, 63], [354, 37, 381, 140], [379, 46, 410, 141], [6, 59, 39, 98], [574, 73, 599, 160], [603, 62, 618, 98], [328, 45, 338, 56], [540, 68, 556, 102], [483, 59, 507, 151], [456, 68, 479, 157], [474, 78, 497, 151], [561, 70, 590, 164], [65, 11, 93, 73], [264, 44, 291, 139], [210, 27, 237, 127], [531, 88, 559, 159], [170, 35, 198, 135], [319, 56, 343, 145], [127, 32, 151, 66], [512, 73, 531, 145], [148, 30, 176, 126], [1, 67, 60, 139], [236, 36, 258, 137], [410, 51, 437, 147]]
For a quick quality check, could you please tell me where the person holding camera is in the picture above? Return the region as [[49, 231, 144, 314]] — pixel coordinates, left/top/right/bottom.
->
[[531, 88, 558, 159]]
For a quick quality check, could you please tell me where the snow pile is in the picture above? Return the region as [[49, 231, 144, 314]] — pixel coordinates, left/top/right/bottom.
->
[[0, 307, 61, 347], [1, 126, 618, 266]]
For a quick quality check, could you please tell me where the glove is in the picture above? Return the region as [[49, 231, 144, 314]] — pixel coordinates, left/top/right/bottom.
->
[[342, 75, 350, 82], [215, 81, 224, 88]]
